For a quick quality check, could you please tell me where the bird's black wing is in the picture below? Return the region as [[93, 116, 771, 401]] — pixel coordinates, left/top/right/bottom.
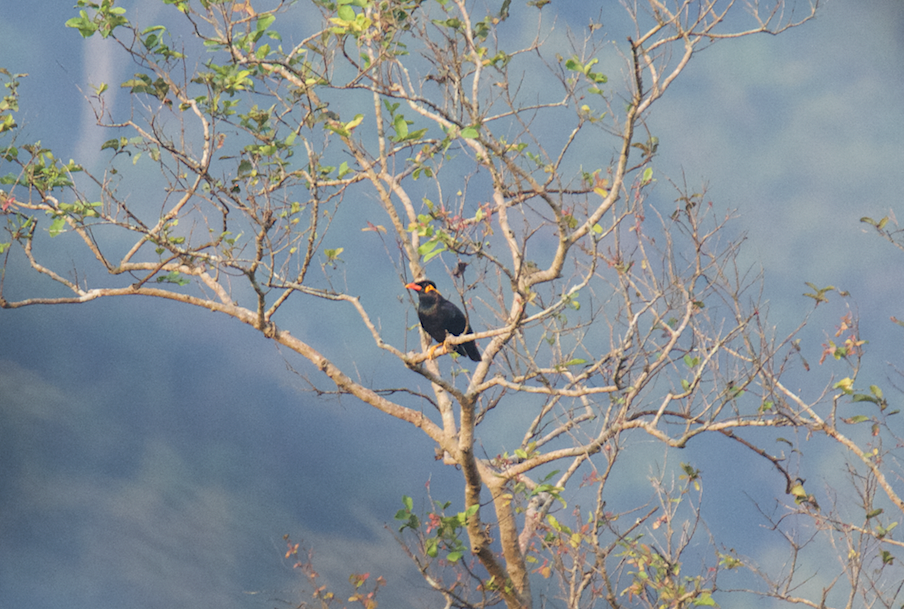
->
[[439, 300, 468, 335], [418, 307, 447, 344], [440, 301, 481, 361]]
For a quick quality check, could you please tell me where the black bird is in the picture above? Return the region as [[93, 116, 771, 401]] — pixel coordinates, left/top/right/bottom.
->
[[405, 280, 481, 362]]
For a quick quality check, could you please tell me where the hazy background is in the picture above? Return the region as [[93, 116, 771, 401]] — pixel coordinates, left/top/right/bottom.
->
[[1, 1, 902, 608]]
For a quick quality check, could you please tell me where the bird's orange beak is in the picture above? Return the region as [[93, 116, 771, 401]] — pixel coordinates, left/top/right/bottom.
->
[[405, 282, 421, 291]]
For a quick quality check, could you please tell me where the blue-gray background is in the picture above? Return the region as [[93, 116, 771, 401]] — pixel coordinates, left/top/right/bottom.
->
[[1, 1, 902, 608]]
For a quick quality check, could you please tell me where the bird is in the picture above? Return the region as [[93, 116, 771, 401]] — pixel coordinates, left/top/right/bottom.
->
[[405, 279, 481, 362]]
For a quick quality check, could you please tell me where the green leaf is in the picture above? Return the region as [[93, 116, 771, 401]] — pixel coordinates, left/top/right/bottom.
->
[[49, 216, 66, 237], [344, 114, 364, 131], [256, 13, 276, 31], [65, 11, 97, 38], [417, 239, 443, 256], [433, 17, 461, 29], [325, 123, 349, 137], [425, 538, 438, 557], [460, 126, 479, 139], [406, 128, 428, 141], [803, 282, 835, 304], [876, 522, 898, 539], [851, 394, 878, 404], [423, 243, 447, 262], [100, 138, 123, 152], [833, 377, 854, 393], [718, 552, 743, 570], [446, 550, 463, 562], [693, 592, 717, 606], [392, 113, 409, 140], [561, 358, 587, 367], [547, 515, 569, 533], [156, 271, 190, 286], [642, 167, 653, 183], [254, 43, 271, 59], [567, 294, 580, 310]]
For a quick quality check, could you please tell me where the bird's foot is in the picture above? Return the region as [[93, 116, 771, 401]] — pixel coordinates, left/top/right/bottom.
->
[[442, 337, 457, 357]]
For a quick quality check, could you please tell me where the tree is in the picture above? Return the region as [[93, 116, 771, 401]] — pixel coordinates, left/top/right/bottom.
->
[[9, 1, 904, 608]]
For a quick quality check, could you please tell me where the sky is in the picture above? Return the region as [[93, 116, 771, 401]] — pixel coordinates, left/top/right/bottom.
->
[[1, 1, 903, 608]]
